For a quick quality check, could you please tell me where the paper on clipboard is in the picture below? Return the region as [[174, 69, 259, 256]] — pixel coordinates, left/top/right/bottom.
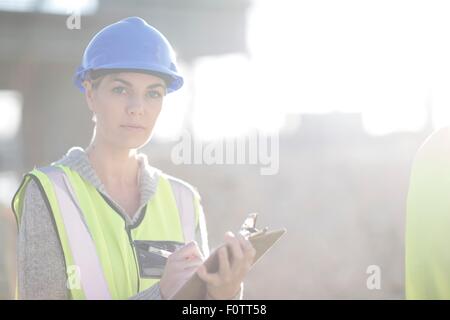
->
[[172, 213, 286, 300]]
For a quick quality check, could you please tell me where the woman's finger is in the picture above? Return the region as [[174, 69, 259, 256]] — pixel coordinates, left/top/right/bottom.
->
[[237, 233, 257, 267], [197, 264, 221, 287], [182, 256, 204, 269], [224, 232, 244, 272], [181, 265, 202, 279], [171, 241, 204, 262], [217, 246, 232, 283]]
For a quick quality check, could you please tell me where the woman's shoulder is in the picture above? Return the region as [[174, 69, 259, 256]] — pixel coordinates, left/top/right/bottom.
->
[[21, 177, 48, 209], [137, 152, 201, 200], [14, 175, 53, 229], [159, 171, 202, 200]]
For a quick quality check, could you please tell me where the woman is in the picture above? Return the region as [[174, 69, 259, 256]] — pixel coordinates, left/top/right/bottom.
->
[[11, 16, 255, 300]]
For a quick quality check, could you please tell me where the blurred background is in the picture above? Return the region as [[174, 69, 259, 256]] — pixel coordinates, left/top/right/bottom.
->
[[2, 0, 450, 299]]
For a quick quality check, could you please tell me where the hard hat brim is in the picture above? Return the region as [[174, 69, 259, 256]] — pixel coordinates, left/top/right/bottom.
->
[[74, 64, 183, 94]]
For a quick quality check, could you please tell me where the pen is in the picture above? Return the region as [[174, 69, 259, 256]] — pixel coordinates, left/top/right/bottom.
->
[[148, 246, 173, 258]]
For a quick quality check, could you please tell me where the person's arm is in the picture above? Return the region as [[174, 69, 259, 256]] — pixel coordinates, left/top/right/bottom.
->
[[17, 179, 69, 299]]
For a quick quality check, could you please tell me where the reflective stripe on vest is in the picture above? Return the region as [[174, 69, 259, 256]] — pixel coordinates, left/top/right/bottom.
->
[[168, 179, 196, 243], [39, 166, 111, 300]]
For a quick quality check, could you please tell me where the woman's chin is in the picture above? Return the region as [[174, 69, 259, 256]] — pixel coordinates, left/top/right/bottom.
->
[[118, 138, 149, 150]]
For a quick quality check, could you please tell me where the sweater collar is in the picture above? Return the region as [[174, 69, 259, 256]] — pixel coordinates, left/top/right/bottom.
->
[[52, 146, 160, 216]]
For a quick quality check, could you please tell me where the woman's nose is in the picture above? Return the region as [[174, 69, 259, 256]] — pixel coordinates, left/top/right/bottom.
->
[[126, 96, 144, 115]]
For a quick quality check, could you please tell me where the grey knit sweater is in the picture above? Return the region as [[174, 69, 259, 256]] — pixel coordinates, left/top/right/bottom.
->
[[17, 146, 243, 300]]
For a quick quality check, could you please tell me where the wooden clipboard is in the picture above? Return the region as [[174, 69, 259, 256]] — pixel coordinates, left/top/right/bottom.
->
[[172, 214, 286, 300]]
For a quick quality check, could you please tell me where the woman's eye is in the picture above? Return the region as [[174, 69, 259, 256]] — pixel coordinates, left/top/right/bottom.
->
[[112, 86, 127, 95], [147, 90, 163, 99]]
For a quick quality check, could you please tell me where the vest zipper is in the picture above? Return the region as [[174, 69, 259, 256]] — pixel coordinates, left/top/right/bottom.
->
[[125, 225, 141, 294], [97, 191, 147, 295]]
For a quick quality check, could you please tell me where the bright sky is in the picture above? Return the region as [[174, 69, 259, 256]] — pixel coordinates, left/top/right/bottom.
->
[[156, 0, 450, 140], [2, 1, 450, 141], [0, 0, 98, 14]]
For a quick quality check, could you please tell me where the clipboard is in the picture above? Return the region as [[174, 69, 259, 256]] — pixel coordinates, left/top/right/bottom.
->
[[172, 213, 286, 300]]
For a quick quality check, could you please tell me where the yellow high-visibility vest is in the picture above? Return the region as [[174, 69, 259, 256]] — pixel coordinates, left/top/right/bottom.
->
[[12, 164, 200, 299], [406, 128, 450, 299]]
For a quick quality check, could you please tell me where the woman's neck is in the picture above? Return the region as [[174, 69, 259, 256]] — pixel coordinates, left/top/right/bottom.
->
[[85, 142, 140, 189]]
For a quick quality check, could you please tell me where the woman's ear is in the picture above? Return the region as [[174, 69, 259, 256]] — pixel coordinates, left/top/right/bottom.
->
[[83, 80, 96, 113]]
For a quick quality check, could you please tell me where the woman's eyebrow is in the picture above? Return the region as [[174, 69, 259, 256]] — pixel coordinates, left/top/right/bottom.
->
[[147, 83, 166, 90], [110, 77, 165, 90], [111, 78, 132, 86]]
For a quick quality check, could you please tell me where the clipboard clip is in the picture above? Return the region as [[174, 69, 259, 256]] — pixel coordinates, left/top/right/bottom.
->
[[239, 212, 268, 239]]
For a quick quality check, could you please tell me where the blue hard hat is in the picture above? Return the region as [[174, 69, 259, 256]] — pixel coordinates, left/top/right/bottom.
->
[[74, 17, 183, 94]]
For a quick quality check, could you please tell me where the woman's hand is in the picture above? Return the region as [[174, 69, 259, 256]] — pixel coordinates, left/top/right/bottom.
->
[[197, 231, 256, 300], [159, 241, 205, 300]]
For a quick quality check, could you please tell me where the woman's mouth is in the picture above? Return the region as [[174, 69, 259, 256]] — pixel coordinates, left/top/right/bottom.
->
[[121, 125, 145, 131]]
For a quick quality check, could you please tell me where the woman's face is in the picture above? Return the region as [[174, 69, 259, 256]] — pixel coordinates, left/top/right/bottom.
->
[[84, 71, 166, 150]]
